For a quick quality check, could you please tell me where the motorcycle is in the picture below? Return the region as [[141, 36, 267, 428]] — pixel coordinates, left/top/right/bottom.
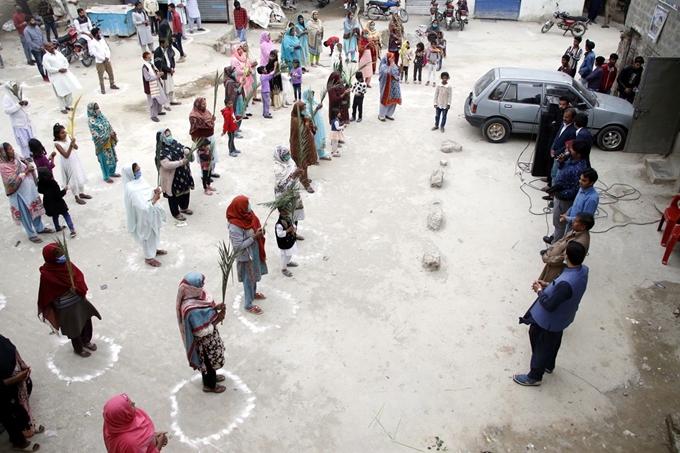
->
[[429, 0, 444, 23], [540, 2, 587, 37], [366, 0, 409, 22], [344, 0, 358, 14], [52, 23, 96, 67], [455, 0, 469, 30], [317, 0, 329, 7], [444, 0, 454, 29]]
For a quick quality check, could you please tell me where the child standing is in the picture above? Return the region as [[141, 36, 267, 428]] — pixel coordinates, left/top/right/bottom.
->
[[350, 72, 367, 123], [30, 138, 57, 176], [257, 66, 275, 119], [276, 207, 298, 277], [400, 41, 413, 83], [196, 139, 216, 195], [432, 71, 452, 133], [413, 42, 425, 84], [53, 124, 91, 205], [37, 167, 76, 237], [220, 100, 240, 157], [290, 59, 303, 101], [425, 41, 441, 86], [436, 32, 446, 71], [330, 108, 345, 157]]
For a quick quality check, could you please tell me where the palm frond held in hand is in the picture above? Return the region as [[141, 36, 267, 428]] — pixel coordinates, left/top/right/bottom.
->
[[53, 231, 75, 287], [259, 181, 302, 230], [66, 95, 83, 138], [217, 240, 239, 305], [212, 70, 223, 116]]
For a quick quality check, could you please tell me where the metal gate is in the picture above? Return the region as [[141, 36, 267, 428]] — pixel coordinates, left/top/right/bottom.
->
[[624, 57, 680, 154], [199, 0, 229, 22], [473, 0, 521, 20]]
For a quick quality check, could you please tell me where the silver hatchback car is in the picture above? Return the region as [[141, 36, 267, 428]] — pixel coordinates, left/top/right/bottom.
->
[[464, 67, 634, 151]]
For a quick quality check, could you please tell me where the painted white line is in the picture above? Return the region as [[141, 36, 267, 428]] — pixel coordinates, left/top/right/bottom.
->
[[0, 294, 6, 311], [46, 334, 121, 384], [294, 226, 330, 261], [232, 287, 299, 333], [169, 370, 255, 448]]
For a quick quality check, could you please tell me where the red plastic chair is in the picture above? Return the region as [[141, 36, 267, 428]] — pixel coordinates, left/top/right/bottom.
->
[[662, 223, 680, 265], [658, 194, 680, 247]]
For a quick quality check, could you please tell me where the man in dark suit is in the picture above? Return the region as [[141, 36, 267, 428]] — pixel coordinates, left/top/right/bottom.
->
[[545, 108, 576, 195], [514, 241, 589, 386], [153, 38, 182, 111], [572, 113, 593, 145]]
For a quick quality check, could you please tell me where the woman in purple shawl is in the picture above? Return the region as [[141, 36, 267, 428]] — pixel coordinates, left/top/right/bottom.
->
[[378, 52, 402, 121]]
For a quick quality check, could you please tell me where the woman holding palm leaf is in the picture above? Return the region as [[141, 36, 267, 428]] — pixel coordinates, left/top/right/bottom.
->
[[53, 124, 91, 205], [38, 242, 101, 358], [289, 101, 318, 193]]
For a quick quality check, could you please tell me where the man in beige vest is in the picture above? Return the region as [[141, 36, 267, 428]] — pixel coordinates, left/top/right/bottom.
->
[[538, 212, 593, 283]]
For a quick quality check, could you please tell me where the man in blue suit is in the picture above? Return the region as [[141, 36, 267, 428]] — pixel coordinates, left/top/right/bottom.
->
[[514, 241, 589, 386], [573, 113, 592, 144], [545, 108, 576, 193]]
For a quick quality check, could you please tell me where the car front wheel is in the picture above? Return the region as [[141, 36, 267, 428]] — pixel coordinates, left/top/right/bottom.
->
[[597, 125, 626, 151], [482, 118, 511, 143]]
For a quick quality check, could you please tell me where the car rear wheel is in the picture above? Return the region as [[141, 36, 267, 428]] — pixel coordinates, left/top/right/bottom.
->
[[482, 118, 511, 143], [597, 125, 626, 151]]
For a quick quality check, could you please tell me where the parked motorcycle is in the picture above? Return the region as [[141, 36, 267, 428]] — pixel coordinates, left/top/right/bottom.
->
[[52, 23, 96, 67], [429, 0, 444, 23], [540, 2, 587, 37], [444, 0, 454, 29], [455, 0, 469, 30], [366, 0, 408, 22], [344, 0, 358, 14], [318, 0, 330, 7]]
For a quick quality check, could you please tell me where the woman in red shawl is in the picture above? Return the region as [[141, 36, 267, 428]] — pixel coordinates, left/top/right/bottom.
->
[[227, 195, 268, 315], [327, 71, 350, 125], [37, 242, 101, 357], [358, 29, 376, 87], [290, 101, 318, 193], [103, 393, 168, 453]]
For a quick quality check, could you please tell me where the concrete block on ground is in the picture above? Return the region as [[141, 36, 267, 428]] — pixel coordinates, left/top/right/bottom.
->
[[427, 201, 444, 231], [646, 158, 678, 185], [430, 169, 444, 188], [441, 139, 463, 153], [422, 251, 441, 271]]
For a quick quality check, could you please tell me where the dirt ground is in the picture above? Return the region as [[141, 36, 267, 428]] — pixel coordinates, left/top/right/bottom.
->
[[0, 2, 679, 452]]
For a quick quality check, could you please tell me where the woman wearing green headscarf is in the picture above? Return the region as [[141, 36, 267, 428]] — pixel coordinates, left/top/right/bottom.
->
[[86, 102, 119, 183]]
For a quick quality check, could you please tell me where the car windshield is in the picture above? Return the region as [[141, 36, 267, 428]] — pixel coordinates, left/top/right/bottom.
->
[[474, 69, 495, 97], [572, 78, 598, 106]]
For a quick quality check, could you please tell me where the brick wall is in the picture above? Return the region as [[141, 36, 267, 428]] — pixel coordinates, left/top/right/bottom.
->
[[617, 0, 680, 64]]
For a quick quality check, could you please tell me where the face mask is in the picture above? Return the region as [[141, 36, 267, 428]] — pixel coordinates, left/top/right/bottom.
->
[[283, 155, 291, 162], [166, 135, 173, 143], [433, 24, 438, 28], [247, 203, 252, 213], [370, 26, 375, 30], [363, 34, 368, 38], [134, 170, 142, 179], [232, 72, 237, 78], [145, 59, 152, 63], [56, 256, 66, 264]]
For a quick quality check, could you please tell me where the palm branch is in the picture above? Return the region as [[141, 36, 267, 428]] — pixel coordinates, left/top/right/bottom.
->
[[9, 84, 23, 102], [63, 167, 73, 189], [217, 240, 239, 305], [53, 231, 75, 287], [258, 181, 302, 229], [155, 136, 162, 187], [212, 70, 223, 116], [65, 95, 83, 138]]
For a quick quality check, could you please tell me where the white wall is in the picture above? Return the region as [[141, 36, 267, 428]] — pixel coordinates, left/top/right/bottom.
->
[[464, 0, 585, 22]]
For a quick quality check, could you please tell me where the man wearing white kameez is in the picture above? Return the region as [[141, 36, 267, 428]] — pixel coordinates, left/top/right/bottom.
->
[[3, 82, 34, 159], [185, 0, 204, 33], [42, 42, 82, 114], [132, 1, 154, 53], [176, 0, 188, 38]]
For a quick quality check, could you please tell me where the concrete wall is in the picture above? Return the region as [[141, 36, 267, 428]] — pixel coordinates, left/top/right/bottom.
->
[[405, 0, 585, 21], [618, 0, 680, 60]]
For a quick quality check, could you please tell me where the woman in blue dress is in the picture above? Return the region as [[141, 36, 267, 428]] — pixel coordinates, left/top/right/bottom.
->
[[281, 25, 302, 69], [302, 88, 329, 160], [343, 11, 359, 62]]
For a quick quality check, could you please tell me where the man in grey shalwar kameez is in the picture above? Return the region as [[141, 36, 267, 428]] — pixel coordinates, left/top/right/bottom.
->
[[132, 1, 154, 53]]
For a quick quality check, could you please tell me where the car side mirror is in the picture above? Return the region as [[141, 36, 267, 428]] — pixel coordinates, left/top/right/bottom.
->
[[577, 102, 588, 110]]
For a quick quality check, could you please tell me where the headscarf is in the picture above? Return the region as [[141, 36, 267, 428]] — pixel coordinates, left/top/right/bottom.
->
[[295, 14, 307, 35], [176, 272, 217, 370], [344, 12, 358, 34], [273, 145, 296, 196], [389, 13, 404, 37], [290, 101, 318, 167], [226, 195, 266, 261], [281, 26, 301, 66], [307, 11, 323, 51], [103, 394, 157, 453], [189, 97, 214, 136], [379, 53, 402, 107], [223, 65, 239, 104], [4, 81, 23, 103], [0, 143, 25, 196], [400, 40, 409, 59], [156, 129, 194, 197], [259, 31, 275, 66], [87, 102, 116, 152], [37, 242, 88, 332], [0, 335, 18, 382], [123, 163, 167, 243]]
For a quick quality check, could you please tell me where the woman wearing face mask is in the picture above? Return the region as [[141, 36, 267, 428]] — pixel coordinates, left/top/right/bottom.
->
[[367, 21, 382, 57], [37, 242, 102, 357], [123, 162, 167, 267], [227, 195, 268, 315], [157, 128, 194, 222], [358, 28, 376, 87], [223, 66, 245, 137], [141, 51, 167, 123], [274, 145, 306, 224]]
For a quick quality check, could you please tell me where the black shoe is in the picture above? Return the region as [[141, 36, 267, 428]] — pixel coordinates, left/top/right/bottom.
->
[[545, 368, 553, 374], [542, 195, 553, 201], [158, 111, 166, 115], [540, 249, 548, 256], [548, 201, 554, 209], [513, 374, 541, 386], [543, 235, 554, 245], [211, 173, 220, 178]]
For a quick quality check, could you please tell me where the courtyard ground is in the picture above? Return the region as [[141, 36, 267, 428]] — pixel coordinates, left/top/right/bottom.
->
[[0, 3, 679, 452]]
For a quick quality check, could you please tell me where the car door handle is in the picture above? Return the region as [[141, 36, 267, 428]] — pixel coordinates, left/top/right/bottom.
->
[[504, 104, 512, 108]]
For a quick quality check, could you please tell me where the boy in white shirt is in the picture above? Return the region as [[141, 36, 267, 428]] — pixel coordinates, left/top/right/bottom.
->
[[432, 71, 452, 133], [350, 72, 367, 123]]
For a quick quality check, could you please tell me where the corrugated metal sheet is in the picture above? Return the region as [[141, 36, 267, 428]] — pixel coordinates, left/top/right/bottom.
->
[[474, 0, 521, 19], [87, 5, 138, 37], [199, 0, 230, 22]]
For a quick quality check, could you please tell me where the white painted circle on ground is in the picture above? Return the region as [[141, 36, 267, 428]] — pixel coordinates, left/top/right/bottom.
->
[[294, 226, 330, 261], [125, 241, 185, 271], [0, 294, 6, 311], [46, 334, 121, 384], [232, 286, 299, 333], [187, 28, 210, 36], [170, 370, 255, 448]]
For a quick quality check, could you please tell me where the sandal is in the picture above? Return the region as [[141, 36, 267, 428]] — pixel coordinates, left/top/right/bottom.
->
[[282, 269, 293, 277], [254, 293, 266, 300], [39, 228, 55, 234], [29, 237, 43, 243], [111, 173, 121, 178], [174, 214, 187, 221], [216, 375, 226, 382], [295, 235, 304, 241], [84, 343, 97, 351], [70, 231, 77, 238], [305, 186, 315, 193], [180, 209, 193, 215], [145, 258, 162, 267], [105, 179, 114, 184], [156, 249, 168, 255], [75, 197, 86, 205], [28, 425, 45, 436], [320, 156, 332, 160], [79, 194, 92, 199], [12, 441, 40, 451], [74, 350, 91, 358], [247, 305, 263, 315], [204, 190, 213, 196], [287, 262, 298, 267], [202, 384, 226, 393]]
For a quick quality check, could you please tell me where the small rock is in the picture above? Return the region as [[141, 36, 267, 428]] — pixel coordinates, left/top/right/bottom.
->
[[623, 392, 628, 396], [422, 251, 441, 271], [439, 159, 448, 167], [430, 169, 444, 188], [440, 139, 463, 153], [673, 308, 680, 315], [642, 363, 651, 371], [427, 202, 444, 231], [623, 429, 635, 437]]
